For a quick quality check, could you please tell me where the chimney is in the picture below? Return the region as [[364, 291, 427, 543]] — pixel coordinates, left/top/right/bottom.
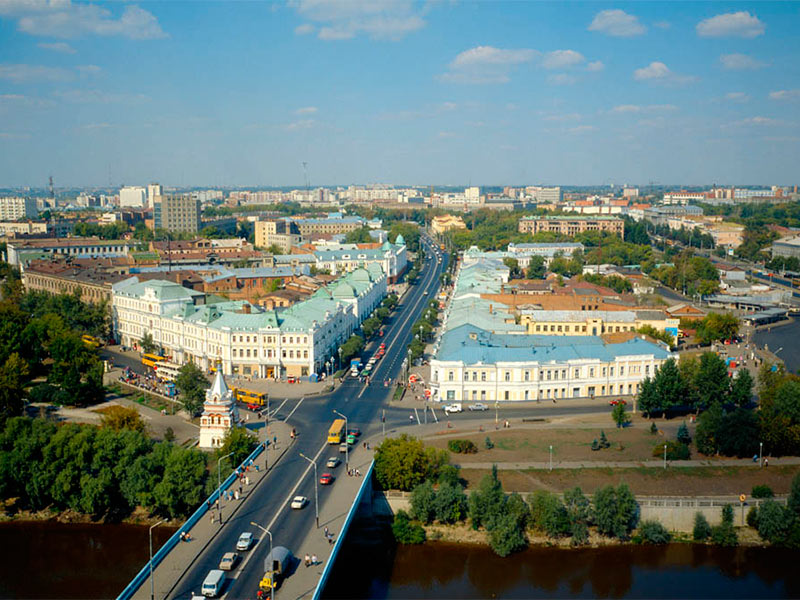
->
[[242, 304, 251, 314], [489, 304, 493, 314]]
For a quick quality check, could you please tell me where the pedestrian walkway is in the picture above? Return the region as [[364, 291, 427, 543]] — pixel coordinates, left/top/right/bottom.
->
[[131, 420, 294, 600], [452, 456, 800, 470]]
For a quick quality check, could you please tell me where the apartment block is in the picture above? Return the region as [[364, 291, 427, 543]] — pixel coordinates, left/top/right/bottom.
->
[[518, 215, 624, 238], [0, 197, 39, 220], [153, 194, 201, 233]]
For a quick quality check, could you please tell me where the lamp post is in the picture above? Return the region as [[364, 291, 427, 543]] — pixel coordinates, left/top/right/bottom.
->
[[250, 521, 273, 600], [217, 450, 234, 524], [149, 518, 166, 600], [265, 396, 270, 471], [549, 445, 553, 472], [760, 441, 763, 468], [299, 452, 319, 528], [333, 409, 349, 468], [338, 347, 342, 372], [663, 443, 667, 469]]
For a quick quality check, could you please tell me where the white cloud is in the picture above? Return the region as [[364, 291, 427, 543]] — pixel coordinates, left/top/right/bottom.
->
[[0, 132, 31, 139], [0, 63, 73, 83], [586, 60, 605, 72], [633, 61, 695, 85], [285, 119, 315, 131], [295, 106, 318, 115], [438, 101, 457, 111], [720, 53, 765, 70], [291, 0, 426, 41], [696, 11, 765, 38], [543, 113, 582, 122], [541, 50, 585, 70], [725, 92, 750, 102], [588, 9, 646, 37], [76, 64, 101, 76], [547, 73, 577, 86], [610, 104, 677, 114], [82, 122, 112, 130], [567, 125, 595, 134], [437, 131, 455, 139], [440, 45, 537, 84], [294, 23, 315, 35], [0, 93, 54, 108], [727, 116, 782, 127], [653, 21, 671, 30], [37, 41, 75, 54], [769, 89, 800, 101], [55, 89, 149, 104]]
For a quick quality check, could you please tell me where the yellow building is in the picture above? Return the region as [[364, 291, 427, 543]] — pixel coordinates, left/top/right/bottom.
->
[[431, 214, 467, 235], [520, 309, 679, 338]]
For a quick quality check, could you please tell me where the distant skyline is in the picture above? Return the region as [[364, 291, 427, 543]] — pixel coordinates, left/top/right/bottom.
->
[[1, 1, 799, 187]]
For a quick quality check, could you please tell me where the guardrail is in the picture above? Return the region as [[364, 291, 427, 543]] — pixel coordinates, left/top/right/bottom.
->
[[116, 442, 267, 600], [312, 460, 375, 600]]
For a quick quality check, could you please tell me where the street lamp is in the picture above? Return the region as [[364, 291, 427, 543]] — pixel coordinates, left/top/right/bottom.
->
[[250, 521, 273, 600], [333, 409, 349, 468], [299, 453, 319, 528], [338, 347, 342, 371], [760, 441, 763, 468], [549, 445, 553, 472], [663, 443, 667, 469], [217, 450, 234, 524], [149, 518, 166, 600]]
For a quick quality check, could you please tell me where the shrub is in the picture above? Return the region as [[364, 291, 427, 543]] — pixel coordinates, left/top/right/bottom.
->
[[484, 437, 494, 450], [650, 422, 658, 435], [746, 506, 759, 528], [639, 520, 672, 544], [677, 422, 692, 445], [489, 512, 527, 557], [599, 431, 611, 449], [756, 500, 791, 544], [591, 439, 600, 451], [392, 510, 426, 544], [433, 481, 467, 524], [710, 505, 738, 547], [448, 439, 478, 454], [164, 427, 175, 443], [410, 481, 436, 524], [593, 484, 639, 540], [528, 490, 569, 538], [653, 440, 690, 460], [693, 512, 711, 541], [752, 485, 774, 499]]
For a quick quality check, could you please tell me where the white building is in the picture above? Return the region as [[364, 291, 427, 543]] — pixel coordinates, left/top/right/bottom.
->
[[120, 186, 147, 208], [525, 186, 562, 204], [147, 183, 163, 208], [0, 197, 39, 220], [198, 371, 240, 449]]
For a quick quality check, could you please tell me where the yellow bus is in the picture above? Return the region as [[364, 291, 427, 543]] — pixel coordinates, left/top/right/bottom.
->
[[234, 388, 268, 406], [81, 334, 101, 349], [142, 353, 166, 369], [327, 419, 346, 444]]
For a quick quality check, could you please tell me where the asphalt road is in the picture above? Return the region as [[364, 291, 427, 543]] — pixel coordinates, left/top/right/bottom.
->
[[168, 236, 448, 600]]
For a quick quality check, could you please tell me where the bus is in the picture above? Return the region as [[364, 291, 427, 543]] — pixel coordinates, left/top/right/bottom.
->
[[233, 388, 268, 406], [327, 419, 346, 444], [81, 334, 101, 349], [153, 361, 181, 382], [142, 353, 166, 369]]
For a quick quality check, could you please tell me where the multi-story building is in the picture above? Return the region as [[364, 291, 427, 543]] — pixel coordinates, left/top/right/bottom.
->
[[254, 218, 302, 252], [0, 197, 39, 220], [0, 221, 48, 237], [147, 183, 163, 208], [517, 216, 624, 238], [22, 258, 129, 304], [293, 215, 364, 237], [520, 309, 679, 338], [313, 238, 407, 282], [7, 237, 137, 266], [525, 186, 562, 204], [153, 194, 201, 233], [771, 235, 800, 259], [431, 215, 467, 234], [119, 186, 147, 208], [111, 263, 387, 378]]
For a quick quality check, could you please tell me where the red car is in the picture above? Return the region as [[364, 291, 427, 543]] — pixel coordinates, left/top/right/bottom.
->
[[319, 473, 334, 485], [609, 399, 627, 406], [246, 403, 260, 411], [347, 428, 361, 438]]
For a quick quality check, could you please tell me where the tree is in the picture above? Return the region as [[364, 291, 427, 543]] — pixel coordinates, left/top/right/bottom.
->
[[529, 490, 569, 537], [711, 504, 738, 547], [489, 511, 528, 557], [593, 484, 639, 539], [729, 369, 754, 407], [0, 352, 28, 422], [756, 500, 790, 545], [695, 352, 730, 410], [392, 510, 426, 544], [433, 481, 467, 524], [788, 472, 800, 518], [468, 465, 505, 531], [217, 426, 256, 468], [410, 480, 437, 524], [140, 332, 157, 354], [716, 408, 759, 458], [612, 403, 630, 428], [343, 226, 374, 244], [100, 405, 146, 433], [639, 520, 671, 544], [526, 256, 546, 279], [174, 363, 209, 417], [563, 487, 591, 545], [696, 312, 739, 344], [374, 434, 447, 491], [339, 334, 365, 364], [637, 358, 686, 415], [693, 512, 711, 541], [677, 422, 691, 445]]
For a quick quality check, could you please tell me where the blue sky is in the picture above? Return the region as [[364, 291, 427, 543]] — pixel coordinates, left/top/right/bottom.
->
[[1, 1, 799, 188]]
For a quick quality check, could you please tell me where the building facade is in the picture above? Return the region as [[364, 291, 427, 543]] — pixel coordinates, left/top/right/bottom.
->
[[119, 186, 147, 208], [153, 194, 201, 233], [518, 216, 624, 237], [198, 371, 240, 449], [0, 197, 39, 220], [313, 238, 407, 282]]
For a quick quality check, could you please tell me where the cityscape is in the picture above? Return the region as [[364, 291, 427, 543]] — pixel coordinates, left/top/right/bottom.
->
[[1, 2, 800, 600]]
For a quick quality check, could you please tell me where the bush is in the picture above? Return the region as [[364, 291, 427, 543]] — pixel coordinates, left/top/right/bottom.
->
[[448, 439, 478, 454], [593, 484, 639, 540], [410, 481, 436, 524], [484, 437, 494, 450], [591, 439, 600, 451], [639, 520, 672, 544], [599, 431, 611, 449], [488, 512, 527, 557], [677, 422, 692, 445], [433, 481, 467, 524], [392, 510, 426, 544], [746, 506, 759, 528], [650, 422, 658, 435], [756, 500, 791, 544], [528, 490, 569, 538], [652, 440, 690, 460], [693, 512, 711, 541], [752, 485, 774, 499], [711, 505, 738, 547]]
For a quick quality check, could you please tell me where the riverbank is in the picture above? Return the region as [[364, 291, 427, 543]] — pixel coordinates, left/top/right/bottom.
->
[[0, 500, 183, 527]]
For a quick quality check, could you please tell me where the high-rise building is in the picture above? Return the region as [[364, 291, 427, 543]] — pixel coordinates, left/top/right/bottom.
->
[[119, 186, 147, 208], [153, 194, 201, 233], [0, 196, 39, 220], [147, 183, 163, 209]]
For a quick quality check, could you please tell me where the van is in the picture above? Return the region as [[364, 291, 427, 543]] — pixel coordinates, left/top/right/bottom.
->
[[201, 570, 225, 597]]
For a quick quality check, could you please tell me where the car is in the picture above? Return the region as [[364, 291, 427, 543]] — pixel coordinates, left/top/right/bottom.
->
[[609, 399, 627, 406], [326, 456, 341, 468], [320, 472, 334, 485], [443, 403, 462, 414], [287, 376, 297, 383], [236, 532, 254, 551], [339, 442, 348, 453], [346, 434, 357, 445], [348, 428, 361, 438], [468, 403, 488, 411], [290, 495, 308, 509], [219, 552, 239, 571], [246, 403, 259, 411], [423, 291, 428, 295]]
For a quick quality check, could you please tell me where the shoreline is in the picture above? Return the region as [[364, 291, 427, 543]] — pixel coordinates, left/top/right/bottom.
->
[[0, 503, 182, 528]]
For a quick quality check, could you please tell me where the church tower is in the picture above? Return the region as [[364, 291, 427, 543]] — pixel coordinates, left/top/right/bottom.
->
[[198, 371, 240, 449]]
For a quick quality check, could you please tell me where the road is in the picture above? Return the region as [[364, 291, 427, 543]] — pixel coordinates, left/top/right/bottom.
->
[[167, 236, 448, 600]]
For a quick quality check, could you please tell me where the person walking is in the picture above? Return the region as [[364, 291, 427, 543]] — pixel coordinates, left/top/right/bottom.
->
[[311, 554, 318, 566], [304, 554, 311, 567]]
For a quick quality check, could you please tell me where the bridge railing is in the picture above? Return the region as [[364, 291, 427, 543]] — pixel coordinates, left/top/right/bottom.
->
[[116, 441, 267, 600]]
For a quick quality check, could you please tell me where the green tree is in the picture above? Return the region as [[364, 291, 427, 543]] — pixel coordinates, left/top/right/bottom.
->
[[788, 472, 800, 518], [373, 434, 447, 491], [343, 226, 374, 244], [639, 520, 671, 544], [152, 445, 208, 518], [99, 405, 146, 433], [433, 481, 467, 524], [502, 257, 521, 279], [612, 403, 630, 429], [564, 487, 591, 545], [410, 480, 437, 524], [174, 363, 209, 417], [693, 512, 711, 541], [756, 500, 790, 544], [140, 332, 157, 355], [593, 484, 639, 540], [716, 408, 759, 458], [489, 511, 528, 557], [217, 426, 256, 468], [696, 402, 724, 455], [339, 334, 365, 364], [695, 352, 730, 410], [711, 504, 738, 547], [0, 353, 28, 422], [468, 465, 505, 531], [637, 358, 686, 415], [525, 256, 546, 279], [392, 510, 426, 544], [677, 422, 691, 445]]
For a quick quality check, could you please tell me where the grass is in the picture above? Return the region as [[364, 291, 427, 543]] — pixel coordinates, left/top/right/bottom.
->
[[392, 385, 405, 402]]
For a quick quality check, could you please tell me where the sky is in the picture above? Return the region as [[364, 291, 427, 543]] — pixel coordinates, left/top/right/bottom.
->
[[1, 1, 799, 188]]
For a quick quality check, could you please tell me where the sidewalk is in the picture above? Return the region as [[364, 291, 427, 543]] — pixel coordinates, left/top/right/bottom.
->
[[131, 420, 294, 600]]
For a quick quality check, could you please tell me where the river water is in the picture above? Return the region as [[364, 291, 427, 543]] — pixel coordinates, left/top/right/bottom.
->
[[753, 317, 800, 373]]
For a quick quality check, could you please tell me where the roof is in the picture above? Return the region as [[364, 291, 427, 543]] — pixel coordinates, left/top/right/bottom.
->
[[113, 277, 205, 301], [522, 310, 637, 323]]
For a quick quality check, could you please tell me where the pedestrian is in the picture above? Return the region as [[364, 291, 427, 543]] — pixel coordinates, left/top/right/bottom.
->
[[311, 554, 318, 566], [328, 534, 334, 545], [234, 490, 239, 501], [324, 526, 329, 537], [765, 457, 769, 467], [239, 484, 243, 496], [210, 512, 215, 524], [304, 554, 310, 567]]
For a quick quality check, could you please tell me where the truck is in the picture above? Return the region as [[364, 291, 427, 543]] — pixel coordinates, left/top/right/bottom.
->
[[259, 546, 293, 591]]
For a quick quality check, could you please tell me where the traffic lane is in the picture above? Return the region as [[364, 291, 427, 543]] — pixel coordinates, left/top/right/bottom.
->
[[656, 285, 688, 304]]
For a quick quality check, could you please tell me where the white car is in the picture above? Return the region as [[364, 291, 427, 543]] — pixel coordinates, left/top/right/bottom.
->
[[291, 495, 308, 509], [236, 532, 253, 551], [443, 403, 462, 414], [468, 403, 488, 411], [219, 552, 239, 571], [326, 456, 341, 468]]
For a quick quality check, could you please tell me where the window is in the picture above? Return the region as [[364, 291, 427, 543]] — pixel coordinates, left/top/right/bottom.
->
[[448, 371, 454, 382], [547, 371, 551, 381], [472, 372, 478, 381], [620, 366, 624, 375], [574, 368, 580, 378], [645, 365, 650, 375], [446, 390, 455, 400], [524, 371, 530, 382], [504, 391, 509, 400], [524, 390, 529, 400], [504, 371, 511, 382], [610, 367, 614, 376], [589, 368, 594, 377], [481, 372, 486, 382], [464, 371, 469, 381], [480, 390, 486, 400], [472, 390, 477, 400], [602, 367, 606, 377]]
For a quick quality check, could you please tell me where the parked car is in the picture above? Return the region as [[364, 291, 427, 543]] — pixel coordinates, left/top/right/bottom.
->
[[326, 456, 341, 468], [609, 399, 627, 406], [290, 495, 308, 509], [468, 403, 488, 411], [236, 532, 254, 551], [246, 403, 259, 411], [320, 473, 334, 485], [219, 552, 239, 571]]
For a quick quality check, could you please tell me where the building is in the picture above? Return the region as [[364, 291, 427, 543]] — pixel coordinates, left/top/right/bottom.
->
[[153, 194, 201, 233], [771, 235, 800, 259], [7, 237, 137, 267], [431, 215, 467, 234], [147, 183, 163, 208], [22, 257, 129, 304], [293, 215, 364, 237], [526, 186, 562, 204], [0, 221, 48, 237], [313, 238, 407, 283], [519, 309, 679, 338], [518, 216, 624, 238], [111, 264, 387, 378], [198, 371, 240, 449], [0, 197, 39, 220], [254, 218, 302, 252], [119, 186, 147, 208], [707, 223, 745, 249], [504, 242, 584, 267], [663, 191, 706, 205]]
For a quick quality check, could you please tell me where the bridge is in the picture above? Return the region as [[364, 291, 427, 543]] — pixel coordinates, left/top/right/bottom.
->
[[118, 234, 447, 600]]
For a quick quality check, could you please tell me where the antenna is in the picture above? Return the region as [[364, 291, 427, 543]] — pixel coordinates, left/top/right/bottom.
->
[[302, 162, 309, 194], [48, 175, 54, 204]]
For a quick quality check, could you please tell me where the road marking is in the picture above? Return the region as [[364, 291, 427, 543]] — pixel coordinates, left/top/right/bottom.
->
[[283, 396, 304, 422], [224, 438, 329, 592], [271, 397, 290, 417], [414, 407, 420, 424]]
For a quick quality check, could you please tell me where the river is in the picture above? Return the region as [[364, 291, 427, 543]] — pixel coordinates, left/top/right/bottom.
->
[[753, 317, 800, 373]]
